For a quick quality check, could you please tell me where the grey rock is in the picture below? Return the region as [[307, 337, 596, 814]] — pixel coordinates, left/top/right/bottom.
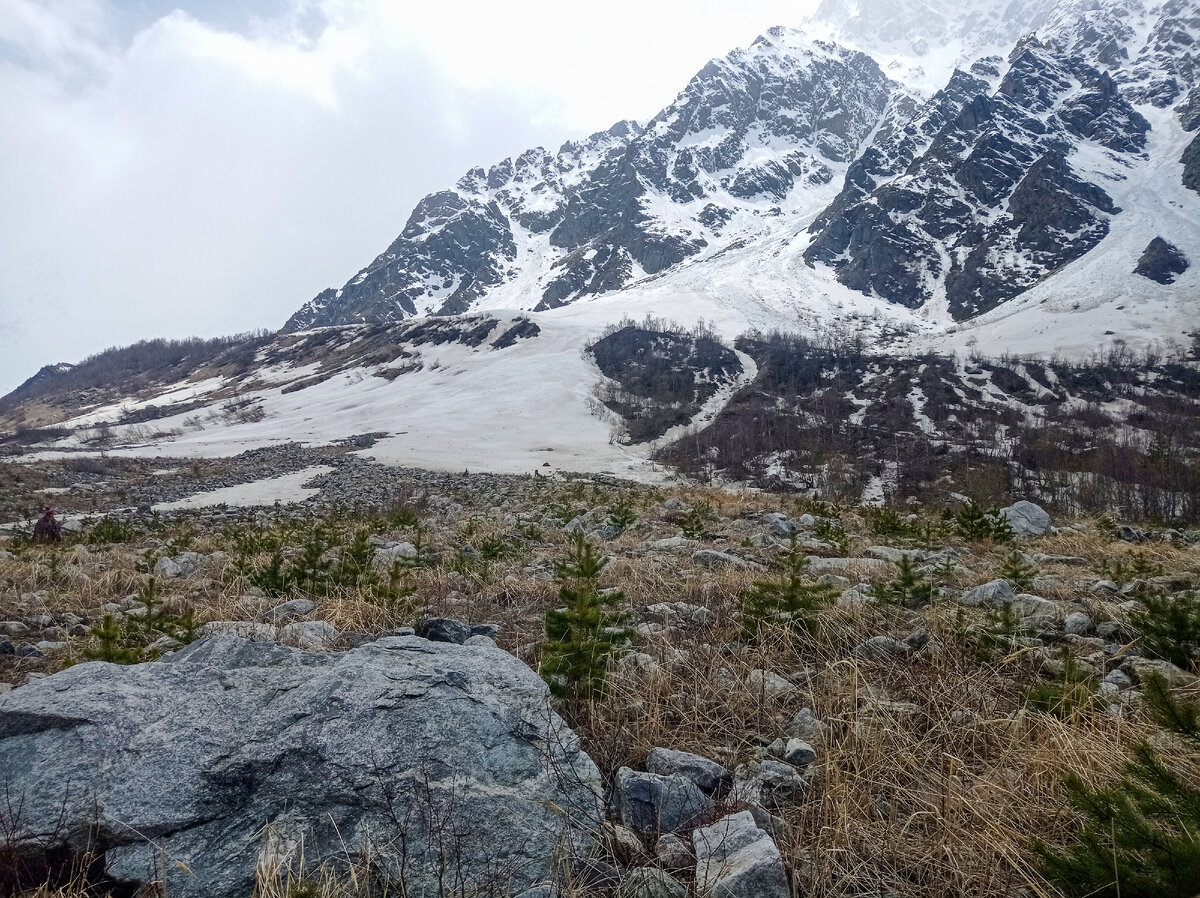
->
[[999, 501, 1052, 538], [200, 621, 278, 641], [464, 634, 498, 648], [692, 549, 748, 569], [767, 738, 816, 766], [1064, 611, 1093, 636], [654, 833, 693, 871], [372, 543, 417, 569], [611, 767, 714, 834], [961, 579, 1016, 607], [693, 811, 790, 898], [619, 868, 686, 898], [1102, 668, 1133, 690], [865, 546, 926, 563], [262, 598, 316, 624], [805, 556, 892, 575], [649, 536, 697, 551], [732, 759, 808, 808], [152, 556, 184, 579], [0, 621, 29, 637], [570, 858, 621, 891], [852, 635, 911, 662], [782, 707, 827, 743], [0, 635, 603, 898], [746, 669, 796, 699], [762, 513, 795, 538], [278, 620, 339, 650], [646, 748, 731, 796], [416, 617, 474, 644]]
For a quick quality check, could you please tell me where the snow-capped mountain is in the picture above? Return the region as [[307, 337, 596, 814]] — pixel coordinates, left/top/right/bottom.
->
[[284, 0, 1198, 342], [285, 31, 896, 331]]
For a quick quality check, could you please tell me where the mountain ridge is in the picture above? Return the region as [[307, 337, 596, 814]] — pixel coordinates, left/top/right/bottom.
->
[[282, 0, 1197, 345]]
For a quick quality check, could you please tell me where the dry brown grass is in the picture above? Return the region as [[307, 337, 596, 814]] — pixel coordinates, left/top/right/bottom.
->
[[2, 483, 1199, 897]]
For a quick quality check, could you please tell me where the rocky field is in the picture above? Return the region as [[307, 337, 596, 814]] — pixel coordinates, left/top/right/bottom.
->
[[1, 464, 1199, 898]]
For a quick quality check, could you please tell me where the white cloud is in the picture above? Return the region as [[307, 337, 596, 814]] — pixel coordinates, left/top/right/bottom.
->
[[0, 0, 816, 393]]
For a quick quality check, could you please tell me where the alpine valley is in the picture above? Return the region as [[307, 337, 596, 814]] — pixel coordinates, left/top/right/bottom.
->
[[2, 0, 1198, 508]]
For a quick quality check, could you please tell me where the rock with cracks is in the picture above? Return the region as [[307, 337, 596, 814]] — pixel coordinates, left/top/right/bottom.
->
[[0, 635, 603, 898], [693, 811, 790, 898]]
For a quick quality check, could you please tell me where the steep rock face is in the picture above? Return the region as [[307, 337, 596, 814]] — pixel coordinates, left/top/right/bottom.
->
[[0, 636, 603, 898], [285, 30, 895, 330], [805, 38, 1147, 317]]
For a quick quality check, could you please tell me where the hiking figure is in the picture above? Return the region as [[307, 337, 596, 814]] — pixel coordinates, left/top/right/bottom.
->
[[33, 507, 62, 543]]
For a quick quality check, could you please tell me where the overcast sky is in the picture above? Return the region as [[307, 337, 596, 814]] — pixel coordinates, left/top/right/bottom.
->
[[0, 0, 820, 394]]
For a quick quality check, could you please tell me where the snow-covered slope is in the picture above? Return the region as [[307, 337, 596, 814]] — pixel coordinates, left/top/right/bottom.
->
[[4, 0, 1198, 480]]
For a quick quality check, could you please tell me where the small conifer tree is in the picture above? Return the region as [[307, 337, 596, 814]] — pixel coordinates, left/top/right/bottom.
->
[[1130, 590, 1200, 672], [540, 532, 628, 701], [871, 555, 936, 608], [740, 532, 837, 636], [953, 500, 1015, 543], [997, 549, 1039, 592], [83, 613, 140, 664]]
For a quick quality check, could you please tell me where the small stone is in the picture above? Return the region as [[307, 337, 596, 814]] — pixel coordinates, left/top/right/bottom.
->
[[852, 635, 910, 662], [618, 868, 686, 898], [655, 833, 693, 871], [777, 738, 816, 766], [733, 759, 808, 808], [1064, 611, 1093, 636], [153, 556, 184, 579], [372, 543, 417, 569], [279, 620, 339, 650], [416, 617, 473, 644], [1102, 669, 1132, 690], [200, 621, 278, 642], [463, 635, 497, 648], [611, 767, 714, 835], [747, 669, 795, 699], [262, 598, 316, 624], [961, 580, 1016, 607], [692, 549, 748, 569]]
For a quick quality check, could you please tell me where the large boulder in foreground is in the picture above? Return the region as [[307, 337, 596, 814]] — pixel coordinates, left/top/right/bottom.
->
[[0, 636, 603, 898]]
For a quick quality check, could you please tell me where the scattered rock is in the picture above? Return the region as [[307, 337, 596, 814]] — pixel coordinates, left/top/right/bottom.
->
[[279, 620, 339, 649], [611, 767, 714, 835], [693, 811, 790, 898], [747, 669, 796, 699], [732, 759, 808, 808], [1064, 611, 1093, 636], [999, 501, 1052, 538], [261, 598, 315, 624], [766, 738, 816, 766], [416, 617, 474, 644], [961, 579, 1016, 607], [646, 748, 731, 796], [692, 549, 749, 569], [618, 868, 687, 898], [852, 635, 911, 662], [655, 833, 694, 871], [372, 543, 417, 569]]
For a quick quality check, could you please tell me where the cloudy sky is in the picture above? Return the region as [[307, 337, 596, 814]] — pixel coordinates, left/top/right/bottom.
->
[[0, 0, 821, 394]]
